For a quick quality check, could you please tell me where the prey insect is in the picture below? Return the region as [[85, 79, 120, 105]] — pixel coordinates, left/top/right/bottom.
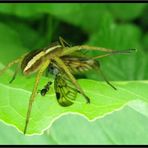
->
[[40, 81, 52, 96], [0, 36, 136, 134]]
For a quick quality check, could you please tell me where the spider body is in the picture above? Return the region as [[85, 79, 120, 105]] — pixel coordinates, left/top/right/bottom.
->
[[21, 44, 62, 75]]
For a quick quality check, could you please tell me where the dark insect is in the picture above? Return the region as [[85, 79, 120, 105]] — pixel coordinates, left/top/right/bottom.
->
[[47, 63, 81, 107], [40, 81, 52, 96]]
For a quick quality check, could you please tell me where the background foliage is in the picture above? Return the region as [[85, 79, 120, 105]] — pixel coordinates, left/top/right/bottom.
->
[[0, 3, 148, 144]]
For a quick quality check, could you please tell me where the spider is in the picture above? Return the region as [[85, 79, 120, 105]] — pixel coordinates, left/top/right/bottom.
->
[[0, 37, 136, 134]]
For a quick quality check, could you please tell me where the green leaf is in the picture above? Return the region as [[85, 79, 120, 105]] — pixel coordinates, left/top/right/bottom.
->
[[39, 4, 113, 33], [0, 4, 147, 143], [47, 105, 148, 144], [0, 121, 57, 144], [0, 4, 41, 18], [142, 33, 148, 51], [86, 23, 143, 81], [0, 4, 114, 33], [0, 23, 27, 64], [0, 70, 148, 135], [8, 22, 41, 50], [107, 3, 146, 21]]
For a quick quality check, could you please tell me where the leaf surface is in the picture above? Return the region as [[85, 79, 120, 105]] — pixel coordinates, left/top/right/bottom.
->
[[0, 72, 147, 135]]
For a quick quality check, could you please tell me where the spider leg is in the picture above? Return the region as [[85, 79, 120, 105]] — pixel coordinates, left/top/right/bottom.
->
[[92, 61, 117, 90], [24, 59, 50, 134], [99, 68, 117, 90], [91, 53, 116, 60], [59, 36, 71, 47], [9, 61, 21, 83], [0, 53, 28, 83], [0, 58, 20, 76], [78, 46, 136, 53], [54, 56, 90, 104], [61, 45, 136, 56]]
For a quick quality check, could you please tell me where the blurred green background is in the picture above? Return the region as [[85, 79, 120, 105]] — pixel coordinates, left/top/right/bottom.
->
[[0, 3, 148, 144]]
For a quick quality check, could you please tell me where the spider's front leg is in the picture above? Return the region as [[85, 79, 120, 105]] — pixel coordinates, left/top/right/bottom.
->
[[23, 59, 50, 134], [59, 36, 71, 47], [54, 56, 90, 104], [61, 45, 136, 57]]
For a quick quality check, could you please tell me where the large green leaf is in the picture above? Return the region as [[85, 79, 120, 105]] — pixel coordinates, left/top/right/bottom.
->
[[0, 4, 113, 33], [0, 23, 27, 64], [47, 105, 148, 144], [0, 70, 147, 135], [0, 120, 56, 144], [107, 3, 146, 21], [142, 33, 148, 51], [86, 23, 143, 81], [0, 3, 147, 144], [0, 3, 146, 34]]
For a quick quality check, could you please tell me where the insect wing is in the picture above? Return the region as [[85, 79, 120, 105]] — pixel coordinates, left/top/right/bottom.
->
[[54, 73, 78, 107], [62, 56, 99, 74]]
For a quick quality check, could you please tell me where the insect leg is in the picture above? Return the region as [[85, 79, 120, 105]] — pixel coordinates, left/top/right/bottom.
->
[[54, 57, 90, 104], [24, 60, 50, 134]]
